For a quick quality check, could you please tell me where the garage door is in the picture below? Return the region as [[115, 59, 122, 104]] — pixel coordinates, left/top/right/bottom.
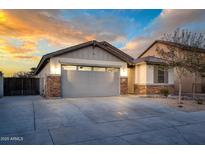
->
[[61, 66, 120, 97]]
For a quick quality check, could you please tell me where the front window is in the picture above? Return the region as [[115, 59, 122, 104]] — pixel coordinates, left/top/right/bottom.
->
[[154, 65, 168, 83], [93, 67, 106, 72], [158, 66, 165, 83], [106, 68, 120, 72], [62, 65, 120, 72], [62, 65, 77, 70], [78, 66, 92, 71]]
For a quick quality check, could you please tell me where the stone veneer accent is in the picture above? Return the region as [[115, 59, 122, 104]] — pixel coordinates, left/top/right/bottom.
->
[[134, 84, 174, 95], [120, 77, 128, 95], [46, 75, 61, 97]]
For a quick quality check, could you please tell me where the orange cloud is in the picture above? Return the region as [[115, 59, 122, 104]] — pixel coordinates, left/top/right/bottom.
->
[[122, 37, 151, 57], [0, 38, 36, 54], [0, 10, 94, 47], [0, 10, 95, 76], [14, 55, 40, 60], [125, 41, 138, 50], [0, 10, 132, 76], [0, 10, 129, 47], [0, 11, 6, 22]]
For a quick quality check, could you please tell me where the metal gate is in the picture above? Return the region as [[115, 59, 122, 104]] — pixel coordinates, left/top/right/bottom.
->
[[3, 78, 40, 96]]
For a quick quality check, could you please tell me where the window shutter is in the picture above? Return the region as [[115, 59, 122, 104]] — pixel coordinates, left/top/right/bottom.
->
[[154, 65, 158, 83]]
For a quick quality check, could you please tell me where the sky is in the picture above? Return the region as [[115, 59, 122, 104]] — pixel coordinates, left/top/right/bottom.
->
[[0, 9, 205, 76]]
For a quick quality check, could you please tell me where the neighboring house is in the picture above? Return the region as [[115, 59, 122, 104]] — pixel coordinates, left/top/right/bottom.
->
[[34, 40, 205, 98], [138, 40, 205, 94]]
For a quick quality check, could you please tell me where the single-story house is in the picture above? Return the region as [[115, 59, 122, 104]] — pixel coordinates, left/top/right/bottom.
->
[[34, 40, 205, 98]]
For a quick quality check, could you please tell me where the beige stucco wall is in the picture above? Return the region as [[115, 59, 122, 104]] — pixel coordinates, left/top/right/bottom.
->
[[168, 68, 174, 84], [128, 67, 135, 93], [140, 43, 168, 58], [174, 69, 202, 93], [146, 65, 154, 84], [138, 43, 174, 85], [37, 62, 50, 95], [135, 63, 147, 84], [134, 63, 174, 85]]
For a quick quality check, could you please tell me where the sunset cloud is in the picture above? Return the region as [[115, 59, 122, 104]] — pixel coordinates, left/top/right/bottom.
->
[[14, 55, 40, 60], [0, 9, 137, 76], [123, 9, 205, 57], [0, 9, 205, 76], [0, 10, 131, 48]]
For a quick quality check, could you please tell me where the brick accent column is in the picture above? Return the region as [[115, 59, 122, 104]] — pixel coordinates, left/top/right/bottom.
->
[[134, 84, 174, 95], [46, 75, 61, 97], [120, 77, 128, 95]]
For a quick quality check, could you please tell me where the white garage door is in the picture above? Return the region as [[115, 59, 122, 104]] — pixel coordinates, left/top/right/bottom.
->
[[61, 66, 120, 97]]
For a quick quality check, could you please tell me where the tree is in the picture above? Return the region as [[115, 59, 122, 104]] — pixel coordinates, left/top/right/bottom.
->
[[156, 43, 187, 104], [185, 47, 205, 99], [162, 28, 205, 48], [162, 28, 205, 100], [13, 67, 36, 78], [29, 67, 37, 76]]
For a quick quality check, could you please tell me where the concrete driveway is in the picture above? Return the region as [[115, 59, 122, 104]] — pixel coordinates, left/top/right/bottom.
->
[[1, 96, 205, 145]]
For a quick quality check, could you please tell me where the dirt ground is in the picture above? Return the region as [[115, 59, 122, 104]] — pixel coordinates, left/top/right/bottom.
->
[[158, 98, 205, 112]]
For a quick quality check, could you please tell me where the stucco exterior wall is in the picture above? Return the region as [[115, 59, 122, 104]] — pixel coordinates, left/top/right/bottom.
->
[[134, 63, 174, 85], [146, 65, 154, 84], [168, 68, 174, 84], [128, 67, 135, 93], [37, 62, 50, 95], [174, 70, 202, 93], [135, 63, 147, 84], [134, 63, 174, 95], [140, 43, 168, 58]]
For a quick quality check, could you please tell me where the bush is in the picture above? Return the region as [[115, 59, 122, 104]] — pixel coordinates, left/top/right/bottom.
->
[[195, 97, 203, 105], [160, 88, 169, 97]]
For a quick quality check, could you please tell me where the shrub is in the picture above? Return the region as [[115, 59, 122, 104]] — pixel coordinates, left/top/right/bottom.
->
[[195, 97, 203, 105], [160, 88, 169, 97]]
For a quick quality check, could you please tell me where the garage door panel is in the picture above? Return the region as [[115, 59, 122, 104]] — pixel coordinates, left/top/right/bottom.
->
[[62, 69, 120, 98]]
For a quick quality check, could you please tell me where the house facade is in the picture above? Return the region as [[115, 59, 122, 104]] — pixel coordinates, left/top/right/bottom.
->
[[138, 40, 205, 94], [35, 41, 134, 97], [35, 40, 205, 98]]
